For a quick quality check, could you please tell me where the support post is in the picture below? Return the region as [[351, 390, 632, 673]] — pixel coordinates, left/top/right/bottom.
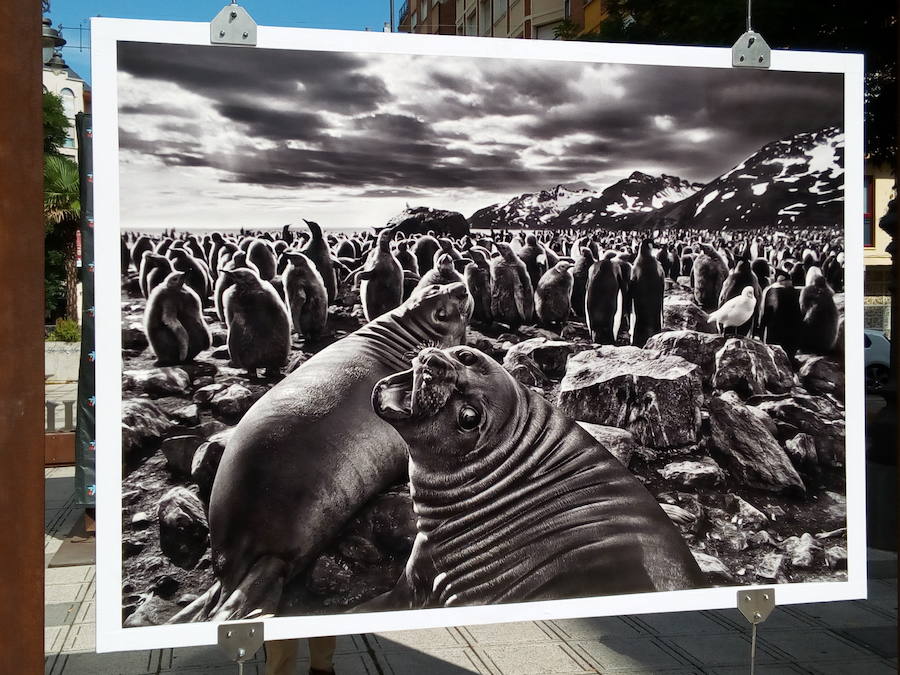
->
[[0, 0, 46, 673]]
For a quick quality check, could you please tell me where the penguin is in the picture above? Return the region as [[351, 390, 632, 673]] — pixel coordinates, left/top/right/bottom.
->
[[757, 275, 802, 358], [215, 251, 258, 322], [120, 236, 132, 275], [709, 286, 757, 333], [281, 223, 294, 248], [416, 253, 465, 290], [413, 234, 440, 275], [751, 257, 771, 290], [490, 242, 534, 330], [131, 235, 154, 272], [585, 253, 619, 345], [799, 267, 839, 355], [656, 243, 674, 282], [221, 267, 291, 377], [209, 232, 226, 278], [283, 251, 328, 343], [168, 247, 212, 306], [155, 237, 174, 257], [692, 243, 729, 312], [248, 238, 277, 281], [144, 271, 210, 366], [718, 259, 761, 336], [395, 239, 419, 275], [300, 220, 337, 304], [359, 227, 404, 322], [139, 251, 174, 299], [335, 238, 356, 260], [464, 248, 492, 325], [535, 261, 574, 330], [570, 247, 595, 319], [630, 239, 664, 347], [518, 234, 546, 290]]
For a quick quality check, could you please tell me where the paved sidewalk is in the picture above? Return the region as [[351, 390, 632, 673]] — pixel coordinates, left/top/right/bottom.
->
[[44, 467, 897, 674]]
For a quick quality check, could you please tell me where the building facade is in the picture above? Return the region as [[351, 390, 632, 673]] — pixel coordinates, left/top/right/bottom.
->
[[864, 162, 895, 335], [42, 63, 88, 162]]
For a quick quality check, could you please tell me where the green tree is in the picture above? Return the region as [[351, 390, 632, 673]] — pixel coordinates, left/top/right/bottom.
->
[[43, 91, 69, 156], [595, 0, 896, 165], [44, 154, 81, 322]]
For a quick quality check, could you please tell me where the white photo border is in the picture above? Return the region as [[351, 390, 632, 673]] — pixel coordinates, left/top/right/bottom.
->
[[91, 16, 867, 653]]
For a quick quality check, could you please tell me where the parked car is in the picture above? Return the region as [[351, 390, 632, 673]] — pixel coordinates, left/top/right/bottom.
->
[[864, 329, 891, 390]]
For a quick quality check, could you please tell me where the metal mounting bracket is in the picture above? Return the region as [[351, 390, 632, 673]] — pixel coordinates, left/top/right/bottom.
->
[[210, 2, 257, 47], [738, 588, 775, 624], [218, 621, 264, 672], [732, 30, 771, 69]]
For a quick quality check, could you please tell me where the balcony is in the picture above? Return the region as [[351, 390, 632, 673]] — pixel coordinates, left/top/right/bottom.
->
[[399, 0, 410, 24]]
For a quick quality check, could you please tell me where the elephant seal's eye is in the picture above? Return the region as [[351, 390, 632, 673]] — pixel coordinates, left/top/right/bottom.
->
[[458, 405, 481, 431], [435, 308, 448, 321], [458, 350, 477, 366]]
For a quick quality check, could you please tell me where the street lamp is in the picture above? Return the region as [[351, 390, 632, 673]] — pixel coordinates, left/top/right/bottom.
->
[[47, 47, 68, 75], [41, 17, 66, 65]]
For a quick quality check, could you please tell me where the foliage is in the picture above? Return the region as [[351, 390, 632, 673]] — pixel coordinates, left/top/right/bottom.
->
[[43, 148, 81, 322], [45, 247, 67, 320], [553, 19, 584, 41], [594, 0, 897, 166], [46, 318, 81, 342], [43, 91, 69, 156], [44, 154, 81, 227]]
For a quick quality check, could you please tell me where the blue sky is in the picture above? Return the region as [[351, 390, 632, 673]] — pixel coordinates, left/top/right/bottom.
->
[[49, 0, 397, 84]]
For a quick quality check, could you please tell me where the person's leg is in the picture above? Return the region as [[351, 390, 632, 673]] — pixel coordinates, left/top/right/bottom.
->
[[308, 635, 337, 674], [265, 638, 300, 675]]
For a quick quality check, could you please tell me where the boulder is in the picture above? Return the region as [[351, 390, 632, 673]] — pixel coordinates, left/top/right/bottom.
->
[[662, 298, 717, 334], [385, 205, 470, 237], [658, 458, 724, 489], [644, 330, 727, 385], [171, 404, 200, 426], [503, 351, 548, 387], [659, 503, 697, 529], [502, 338, 580, 379], [707, 396, 806, 494], [797, 356, 845, 400], [210, 384, 257, 423], [748, 531, 777, 548], [725, 494, 768, 529], [157, 487, 209, 569], [160, 435, 204, 477], [712, 338, 793, 397], [191, 433, 231, 500], [123, 593, 179, 627], [121, 400, 177, 460], [692, 551, 734, 583], [784, 433, 819, 475], [815, 491, 846, 531], [781, 533, 820, 569], [124, 367, 191, 397], [558, 347, 703, 449], [825, 545, 848, 569], [756, 552, 784, 580], [576, 422, 638, 467], [131, 511, 152, 529], [122, 326, 148, 351], [754, 395, 845, 467], [193, 382, 227, 406], [210, 328, 228, 347]]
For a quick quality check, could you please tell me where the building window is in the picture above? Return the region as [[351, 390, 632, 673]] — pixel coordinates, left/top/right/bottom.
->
[[493, 0, 506, 19], [60, 87, 76, 119], [465, 10, 476, 34], [479, 0, 490, 33], [411, 10, 418, 29], [535, 21, 562, 39], [864, 176, 875, 248]]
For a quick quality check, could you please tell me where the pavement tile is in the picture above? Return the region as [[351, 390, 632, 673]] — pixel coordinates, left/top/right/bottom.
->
[[61, 623, 95, 654], [713, 606, 818, 632], [46, 602, 81, 627], [479, 643, 593, 674], [838, 626, 897, 658], [793, 602, 894, 628], [378, 646, 490, 674], [46, 566, 93, 585], [50, 649, 159, 675], [45, 625, 71, 654], [759, 629, 873, 663], [574, 636, 686, 671], [663, 633, 779, 668], [709, 666, 806, 674], [166, 645, 262, 670], [371, 627, 466, 652], [460, 621, 557, 645], [865, 580, 898, 615], [632, 610, 732, 636], [548, 616, 645, 640], [806, 658, 900, 675], [73, 601, 94, 624], [45, 582, 88, 604]]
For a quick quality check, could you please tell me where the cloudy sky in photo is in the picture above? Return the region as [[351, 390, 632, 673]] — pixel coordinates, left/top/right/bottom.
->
[[116, 40, 842, 230]]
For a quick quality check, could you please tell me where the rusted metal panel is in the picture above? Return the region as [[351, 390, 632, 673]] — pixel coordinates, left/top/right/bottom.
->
[[45, 432, 77, 466]]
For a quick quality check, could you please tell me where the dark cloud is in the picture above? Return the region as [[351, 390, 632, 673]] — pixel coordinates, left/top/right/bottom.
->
[[215, 103, 326, 142]]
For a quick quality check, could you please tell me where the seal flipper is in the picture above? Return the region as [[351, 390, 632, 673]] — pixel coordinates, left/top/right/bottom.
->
[[168, 580, 222, 623], [210, 555, 288, 622]]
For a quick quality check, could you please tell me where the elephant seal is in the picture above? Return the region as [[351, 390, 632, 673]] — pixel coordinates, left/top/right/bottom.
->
[[170, 283, 470, 623], [144, 271, 210, 366], [360, 227, 404, 322], [366, 346, 705, 610]]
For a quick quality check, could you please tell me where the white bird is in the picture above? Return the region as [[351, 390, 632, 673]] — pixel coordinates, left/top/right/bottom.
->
[[708, 286, 756, 331]]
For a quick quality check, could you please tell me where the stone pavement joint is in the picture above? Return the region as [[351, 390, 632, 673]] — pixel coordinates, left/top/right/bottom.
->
[[42, 468, 897, 674]]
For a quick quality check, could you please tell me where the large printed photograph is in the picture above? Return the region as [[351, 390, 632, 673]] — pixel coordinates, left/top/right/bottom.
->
[[111, 35, 854, 633]]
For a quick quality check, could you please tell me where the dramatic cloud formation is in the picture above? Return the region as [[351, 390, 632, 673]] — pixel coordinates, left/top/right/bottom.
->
[[116, 40, 843, 230]]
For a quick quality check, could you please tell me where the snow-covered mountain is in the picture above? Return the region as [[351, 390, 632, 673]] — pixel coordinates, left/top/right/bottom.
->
[[468, 184, 597, 230], [657, 126, 844, 230], [555, 172, 702, 229]]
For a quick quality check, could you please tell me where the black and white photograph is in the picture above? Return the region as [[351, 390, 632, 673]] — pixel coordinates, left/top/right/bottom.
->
[[91, 21, 865, 650]]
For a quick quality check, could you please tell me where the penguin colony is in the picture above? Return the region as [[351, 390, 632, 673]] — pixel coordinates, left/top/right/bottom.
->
[[128, 222, 844, 380]]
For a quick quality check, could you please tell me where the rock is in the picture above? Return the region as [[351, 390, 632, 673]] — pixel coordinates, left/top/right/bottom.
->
[[748, 531, 776, 547], [503, 338, 581, 379], [815, 527, 847, 540], [781, 533, 820, 569], [663, 299, 717, 334], [558, 346, 703, 449], [576, 422, 638, 467], [210, 384, 256, 423], [123, 538, 147, 557], [211, 346, 230, 360], [503, 350, 549, 387], [160, 435, 204, 477], [518, 325, 562, 341], [659, 503, 697, 528], [707, 514, 749, 554], [124, 367, 191, 397], [210, 328, 228, 347], [149, 574, 181, 598], [784, 433, 818, 474], [719, 391, 778, 435], [755, 395, 845, 467], [172, 404, 200, 426], [712, 338, 793, 397], [131, 511, 152, 529], [122, 326, 148, 351], [338, 535, 382, 564], [177, 593, 199, 606], [306, 554, 354, 598], [191, 436, 229, 500], [192, 376, 216, 389], [725, 494, 768, 529], [756, 552, 784, 580], [658, 458, 724, 488], [707, 396, 805, 494], [122, 400, 177, 460], [798, 356, 845, 400], [644, 331, 727, 385], [825, 546, 848, 569], [157, 487, 209, 569], [692, 551, 734, 583], [815, 491, 846, 531], [123, 593, 179, 627], [766, 505, 786, 521]]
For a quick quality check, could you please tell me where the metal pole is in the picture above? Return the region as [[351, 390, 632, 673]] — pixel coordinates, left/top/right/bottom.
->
[[746, 0, 752, 32], [390, 0, 395, 32], [0, 0, 45, 672]]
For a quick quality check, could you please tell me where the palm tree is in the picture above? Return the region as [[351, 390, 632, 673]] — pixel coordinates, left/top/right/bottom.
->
[[44, 154, 81, 321]]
